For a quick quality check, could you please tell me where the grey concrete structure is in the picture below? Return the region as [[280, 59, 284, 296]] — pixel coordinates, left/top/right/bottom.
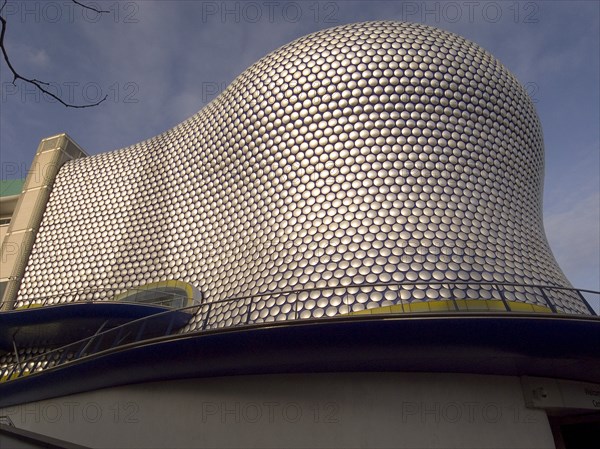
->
[[0, 135, 87, 311], [0, 373, 561, 449]]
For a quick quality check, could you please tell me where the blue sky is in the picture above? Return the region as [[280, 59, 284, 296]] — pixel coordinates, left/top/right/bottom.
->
[[1, 0, 598, 292]]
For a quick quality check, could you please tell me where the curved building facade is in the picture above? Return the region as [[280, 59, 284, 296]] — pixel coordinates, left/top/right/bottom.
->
[[2, 21, 600, 449], [14, 21, 588, 319]]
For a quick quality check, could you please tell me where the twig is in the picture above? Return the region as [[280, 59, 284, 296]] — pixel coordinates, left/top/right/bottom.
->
[[71, 0, 110, 14], [0, 0, 108, 108]]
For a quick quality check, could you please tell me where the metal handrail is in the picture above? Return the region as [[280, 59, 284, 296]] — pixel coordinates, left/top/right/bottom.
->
[[7, 281, 600, 312], [1, 281, 598, 383], [5, 285, 198, 310]]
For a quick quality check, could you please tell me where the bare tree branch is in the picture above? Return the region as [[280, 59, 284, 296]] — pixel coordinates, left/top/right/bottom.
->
[[0, 0, 109, 108], [71, 0, 109, 14]]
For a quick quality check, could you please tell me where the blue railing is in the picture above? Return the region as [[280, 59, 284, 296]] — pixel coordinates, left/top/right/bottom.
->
[[1, 281, 598, 383]]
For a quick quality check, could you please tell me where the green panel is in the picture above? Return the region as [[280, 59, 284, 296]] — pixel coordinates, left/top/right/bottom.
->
[[0, 179, 25, 197]]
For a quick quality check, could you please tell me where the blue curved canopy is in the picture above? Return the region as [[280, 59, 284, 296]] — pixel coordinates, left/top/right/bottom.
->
[[0, 302, 192, 351]]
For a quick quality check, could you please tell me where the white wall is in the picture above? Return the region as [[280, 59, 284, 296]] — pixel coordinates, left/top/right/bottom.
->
[[0, 373, 555, 449]]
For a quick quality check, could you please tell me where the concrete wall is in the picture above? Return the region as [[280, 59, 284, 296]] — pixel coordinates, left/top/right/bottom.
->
[[0, 373, 555, 449], [0, 224, 9, 250], [0, 423, 90, 449], [0, 134, 87, 310]]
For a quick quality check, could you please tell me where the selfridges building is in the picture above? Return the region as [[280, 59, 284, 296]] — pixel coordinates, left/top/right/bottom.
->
[[14, 21, 592, 321], [1, 20, 599, 449]]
